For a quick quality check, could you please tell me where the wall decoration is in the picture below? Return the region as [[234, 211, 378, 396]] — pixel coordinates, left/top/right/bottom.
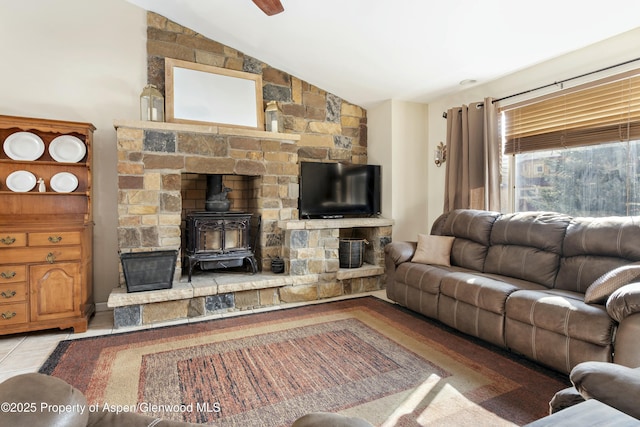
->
[[165, 58, 264, 129]]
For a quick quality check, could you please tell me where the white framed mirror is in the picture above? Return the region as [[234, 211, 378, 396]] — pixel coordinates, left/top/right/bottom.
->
[[165, 58, 264, 130]]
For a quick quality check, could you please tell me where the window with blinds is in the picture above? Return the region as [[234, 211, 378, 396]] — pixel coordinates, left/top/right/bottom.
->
[[499, 70, 640, 217], [502, 73, 640, 154]]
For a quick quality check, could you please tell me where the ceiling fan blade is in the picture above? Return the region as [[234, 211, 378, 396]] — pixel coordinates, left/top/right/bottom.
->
[[252, 0, 284, 16]]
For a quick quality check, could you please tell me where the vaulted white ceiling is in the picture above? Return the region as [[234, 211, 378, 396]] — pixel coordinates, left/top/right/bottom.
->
[[127, 0, 640, 108]]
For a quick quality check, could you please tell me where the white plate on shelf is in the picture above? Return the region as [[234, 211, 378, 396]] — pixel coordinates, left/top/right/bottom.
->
[[49, 135, 86, 163], [3, 132, 45, 161], [6, 170, 37, 192], [50, 172, 78, 193]]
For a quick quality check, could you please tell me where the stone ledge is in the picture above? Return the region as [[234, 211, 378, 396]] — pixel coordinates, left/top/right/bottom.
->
[[107, 272, 319, 308], [336, 264, 385, 280], [279, 217, 394, 230], [114, 119, 301, 142]]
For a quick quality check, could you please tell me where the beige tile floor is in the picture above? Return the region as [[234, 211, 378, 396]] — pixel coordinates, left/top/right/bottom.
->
[[0, 290, 390, 384]]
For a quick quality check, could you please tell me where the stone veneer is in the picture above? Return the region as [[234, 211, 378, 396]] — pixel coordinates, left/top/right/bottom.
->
[[112, 120, 393, 328], [107, 12, 393, 328], [145, 12, 368, 164], [116, 120, 300, 272]]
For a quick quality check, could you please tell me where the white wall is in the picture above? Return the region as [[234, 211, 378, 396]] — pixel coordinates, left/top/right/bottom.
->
[[367, 101, 393, 217], [1, 0, 147, 303], [369, 100, 429, 241]]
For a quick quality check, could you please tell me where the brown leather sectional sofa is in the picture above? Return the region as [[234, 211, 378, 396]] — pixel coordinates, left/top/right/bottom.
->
[[385, 209, 640, 374]]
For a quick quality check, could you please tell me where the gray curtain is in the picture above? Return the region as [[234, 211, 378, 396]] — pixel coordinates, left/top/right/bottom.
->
[[444, 97, 500, 212]]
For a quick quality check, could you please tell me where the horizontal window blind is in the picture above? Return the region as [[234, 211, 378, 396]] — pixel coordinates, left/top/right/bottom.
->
[[502, 73, 640, 154]]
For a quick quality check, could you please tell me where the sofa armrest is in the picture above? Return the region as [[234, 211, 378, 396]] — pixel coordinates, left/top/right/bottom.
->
[[606, 282, 640, 322], [384, 241, 417, 301], [384, 241, 417, 266], [570, 361, 640, 419], [549, 386, 585, 414], [605, 284, 640, 367], [88, 411, 202, 427], [0, 373, 88, 427]]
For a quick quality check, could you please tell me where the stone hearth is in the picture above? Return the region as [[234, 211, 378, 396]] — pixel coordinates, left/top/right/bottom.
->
[[111, 119, 392, 328]]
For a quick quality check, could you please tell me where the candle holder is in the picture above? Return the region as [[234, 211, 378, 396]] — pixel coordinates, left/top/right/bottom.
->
[[265, 101, 283, 132], [140, 84, 164, 122], [434, 141, 447, 167]]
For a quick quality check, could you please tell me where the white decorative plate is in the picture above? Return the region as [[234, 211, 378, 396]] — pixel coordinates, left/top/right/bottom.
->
[[50, 172, 78, 193], [49, 135, 86, 163], [6, 170, 37, 192], [3, 132, 45, 161]]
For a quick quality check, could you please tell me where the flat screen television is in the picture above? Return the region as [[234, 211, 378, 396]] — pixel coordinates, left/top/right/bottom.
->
[[299, 161, 381, 219]]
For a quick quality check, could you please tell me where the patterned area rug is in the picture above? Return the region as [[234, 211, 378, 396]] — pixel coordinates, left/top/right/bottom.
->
[[40, 297, 569, 426]]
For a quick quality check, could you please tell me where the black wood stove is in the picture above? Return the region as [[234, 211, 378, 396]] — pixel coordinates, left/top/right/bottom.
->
[[184, 211, 258, 282]]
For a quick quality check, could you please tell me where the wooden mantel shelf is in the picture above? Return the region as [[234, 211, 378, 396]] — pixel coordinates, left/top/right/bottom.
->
[[113, 119, 300, 142]]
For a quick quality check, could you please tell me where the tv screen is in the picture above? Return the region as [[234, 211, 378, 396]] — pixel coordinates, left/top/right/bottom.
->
[[299, 162, 381, 219]]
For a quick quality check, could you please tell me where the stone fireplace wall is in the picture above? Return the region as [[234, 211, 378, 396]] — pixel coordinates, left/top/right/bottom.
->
[[145, 12, 367, 165], [117, 123, 300, 283]]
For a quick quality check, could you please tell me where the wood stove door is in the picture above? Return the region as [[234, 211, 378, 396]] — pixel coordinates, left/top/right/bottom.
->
[[223, 218, 249, 252], [192, 216, 250, 253], [194, 219, 223, 253]]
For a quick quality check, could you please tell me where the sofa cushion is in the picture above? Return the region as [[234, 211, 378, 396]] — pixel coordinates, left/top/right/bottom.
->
[[411, 234, 454, 266], [440, 209, 501, 271], [439, 272, 536, 314], [556, 216, 640, 292], [505, 289, 615, 346], [391, 262, 461, 319], [584, 262, 640, 304], [556, 256, 629, 294], [489, 211, 571, 254], [484, 212, 571, 287], [395, 262, 455, 295], [484, 245, 561, 288]]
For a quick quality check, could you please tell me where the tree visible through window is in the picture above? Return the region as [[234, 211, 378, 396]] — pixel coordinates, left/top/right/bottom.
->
[[511, 140, 640, 216]]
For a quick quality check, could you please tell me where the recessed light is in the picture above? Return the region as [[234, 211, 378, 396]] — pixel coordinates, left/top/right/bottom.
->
[[459, 79, 477, 86]]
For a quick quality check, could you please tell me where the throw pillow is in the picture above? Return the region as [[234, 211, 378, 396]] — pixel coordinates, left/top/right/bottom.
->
[[584, 262, 640, 304], [411, 234, 455, 267]]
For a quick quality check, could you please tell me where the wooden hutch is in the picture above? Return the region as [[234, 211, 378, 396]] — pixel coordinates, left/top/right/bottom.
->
[[0, 115, 94, 334]]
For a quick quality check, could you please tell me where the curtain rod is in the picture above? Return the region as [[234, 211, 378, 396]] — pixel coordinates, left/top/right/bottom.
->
[[492, 56, 640, 104], [442, 56, 640, 119]]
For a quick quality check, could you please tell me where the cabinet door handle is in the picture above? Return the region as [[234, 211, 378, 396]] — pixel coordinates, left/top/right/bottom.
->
[[1, 290, 16, 299], [48, 236, 63, 243], [1, 311, 16, 320], [1, 271, 16, 280], [46, 252, 56, 263], [1, 236, 16, 245]]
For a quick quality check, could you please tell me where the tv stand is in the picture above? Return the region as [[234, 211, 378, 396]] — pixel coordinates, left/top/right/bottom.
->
[[278, 217, 393, 278]]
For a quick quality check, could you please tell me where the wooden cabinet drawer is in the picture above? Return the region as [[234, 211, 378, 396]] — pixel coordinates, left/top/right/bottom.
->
[[29, 231, 82, 246], [2, 246, 82, 264], [0, 303, 28, 325], [0, 265, 26, 283], [0, 233, 26, 248], [0, 282, 27, 303]]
